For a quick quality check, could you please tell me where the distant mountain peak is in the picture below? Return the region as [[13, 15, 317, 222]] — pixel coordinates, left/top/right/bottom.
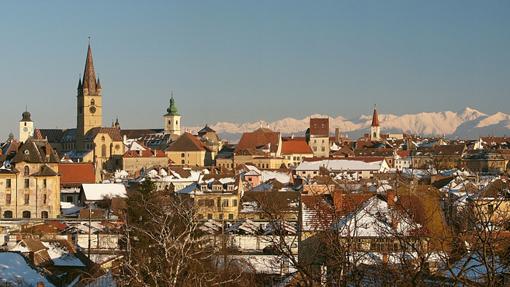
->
[[186, 107, 509, 140]]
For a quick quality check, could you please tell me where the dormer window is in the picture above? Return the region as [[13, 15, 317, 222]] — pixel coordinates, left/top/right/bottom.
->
[[200, 184, 208, 191], [227, 184, 235, 191], [212, 184, 223, 192]]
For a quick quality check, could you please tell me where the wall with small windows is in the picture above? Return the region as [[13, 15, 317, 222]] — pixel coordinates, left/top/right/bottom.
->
[[0, 162, 60, 219]]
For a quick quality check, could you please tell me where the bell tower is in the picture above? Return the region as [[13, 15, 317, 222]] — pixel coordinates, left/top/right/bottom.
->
[[164, 94, 181, 136], [76, 41, 103, 150], [19, 109, 34, 143]]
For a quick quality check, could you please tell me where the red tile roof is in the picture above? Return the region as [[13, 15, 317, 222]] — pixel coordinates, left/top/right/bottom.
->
[[235, 128, 280, 154], [310, 118, 329, 137], [58, 163, 96, 187], [166, 132, 205, 152], [281, 139, 313, 155]]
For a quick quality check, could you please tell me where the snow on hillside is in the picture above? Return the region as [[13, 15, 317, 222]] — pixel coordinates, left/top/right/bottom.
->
[[185, 107, 509, 140]]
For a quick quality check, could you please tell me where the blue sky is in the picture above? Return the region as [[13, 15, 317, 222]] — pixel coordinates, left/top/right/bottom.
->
[[1, 1, 509, 134]]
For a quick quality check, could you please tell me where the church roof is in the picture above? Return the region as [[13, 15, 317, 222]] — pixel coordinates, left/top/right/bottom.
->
[[82, 44, 97, 92], [85, 127, 122, 142], [371, 106, 380, 127]]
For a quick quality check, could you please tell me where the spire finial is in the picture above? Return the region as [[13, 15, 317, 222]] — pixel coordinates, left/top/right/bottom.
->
[[88, 36, 91, 45]]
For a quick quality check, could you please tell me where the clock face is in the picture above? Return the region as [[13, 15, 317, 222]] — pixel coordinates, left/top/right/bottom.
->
[[23, 127, 28, 132], [89, 106, 96, 114]]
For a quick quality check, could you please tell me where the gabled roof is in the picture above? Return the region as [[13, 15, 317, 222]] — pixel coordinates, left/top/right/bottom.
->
[[11, 138, 59, 163], [236, 128, 280, 154], [59, 163, 96, 186], [281, 139, 313, 155], [166, 132, 205, 152], [32, 165, 58, 177]]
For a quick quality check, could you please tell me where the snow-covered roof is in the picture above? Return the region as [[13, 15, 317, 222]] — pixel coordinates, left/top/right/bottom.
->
[[0, 252, 54, 286], [42, 241, 85, 267], [333, 196, 419, 237], [82, 184, 127, 201], [296, 159, 384, 172]]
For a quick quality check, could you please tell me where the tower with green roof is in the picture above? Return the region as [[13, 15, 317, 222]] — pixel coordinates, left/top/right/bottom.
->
[[164, 93, 181, 136]]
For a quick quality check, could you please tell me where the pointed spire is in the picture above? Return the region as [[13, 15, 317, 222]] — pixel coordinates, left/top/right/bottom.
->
[[371, 104, 379, 127], [96, 77, 102, 89], [82, 40, 97, 92], [78, 75, 82, 89]]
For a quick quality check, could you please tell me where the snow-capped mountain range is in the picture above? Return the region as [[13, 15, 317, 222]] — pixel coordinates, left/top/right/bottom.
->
[[186, 108, 510, 141]]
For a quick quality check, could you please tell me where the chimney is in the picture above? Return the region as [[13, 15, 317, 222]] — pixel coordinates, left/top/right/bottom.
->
[[335, 128, 340, 143]]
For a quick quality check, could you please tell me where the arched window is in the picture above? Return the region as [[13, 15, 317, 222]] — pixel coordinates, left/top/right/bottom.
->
[[3, 211, 12, 219], [22, 211, 31, 219], [24, 166, 30, 176], [101, 144, 107, 157], [41, 211, 49, 219], [90, 99, 95, 106]]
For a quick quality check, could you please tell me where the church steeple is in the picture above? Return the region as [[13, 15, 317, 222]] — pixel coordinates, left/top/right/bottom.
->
[[371, 105, 379, 127], [76, 40, 103, 150], [369, 105, 381, 142], [82, 43, 97, 93], [164, 92, 181, 136]]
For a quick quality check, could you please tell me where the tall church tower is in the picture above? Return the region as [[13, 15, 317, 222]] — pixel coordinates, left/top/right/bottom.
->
[[76, 43, 102, 150], [164, 95, 181, 136], [19, 110, 34, 143], [370, 105, 381, 142]]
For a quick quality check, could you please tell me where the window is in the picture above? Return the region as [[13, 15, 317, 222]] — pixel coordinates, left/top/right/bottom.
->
[[66, 196, 73, 202], [222, 199, 229, 207], [24, 194, 29, 205], [101, 144, 107, 157], [228, 214, 234, 220], [181, 159, 185, 164], [3, 211, 12, 219], [219, 214, 224, 220], [321, 147, 325, 152], [41, 211, 49, 219], [24, 166, 30, 176], [43, 179, 47, 188], [90, 99, 95, 106], [233, 199, 238, 207], [176, 120, 179, 125], [5, 179, 11, 188], [217, 199, 221, 208], [207, 214, 213, 220], [43, 194, 47, 205], [22, 211, 31, 219], [488, 204, 494, 215], [24, 179, 29, 189], [181, 153, 185, 157], [5, 194, 11, 205], [313, 146, 317, 151]]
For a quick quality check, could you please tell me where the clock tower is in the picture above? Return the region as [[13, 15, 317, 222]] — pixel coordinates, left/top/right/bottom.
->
[[76, 43, 102, 150], [19, 110, 34, 143]]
